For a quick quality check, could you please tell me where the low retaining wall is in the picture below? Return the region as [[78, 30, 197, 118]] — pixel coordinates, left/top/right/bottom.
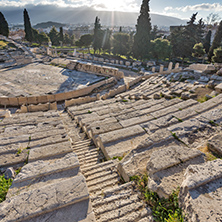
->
[[0, 77, 117, 107], [19, 102, 57, 113], [188, 63, 215, 73], [67, 60, 124, 79]]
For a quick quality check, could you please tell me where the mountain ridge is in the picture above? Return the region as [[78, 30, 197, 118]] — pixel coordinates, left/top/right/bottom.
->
[[2, 6, 186, 27]]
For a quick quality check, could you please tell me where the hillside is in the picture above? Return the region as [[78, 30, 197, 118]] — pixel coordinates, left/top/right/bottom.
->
[[3, 6, 186, 27]]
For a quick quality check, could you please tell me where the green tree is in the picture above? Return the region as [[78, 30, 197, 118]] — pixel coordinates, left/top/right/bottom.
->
[[192, 43, 206, 58], [64, 33, 71, 45], [70, 34, 75, 46], [102, 29, 112, 54], [48, 26, 59, 46], [208, 21, 222, 61], [151, 25, 158, 40], [203, 30, 212, 53], [37, 32, 50, 45], [0, 12, 9, 37], [112, 33, 130, 56], [170, 27, 191, 63], [93, 17, 104, 54], [59, 27, 63, 43], [24, 9, 33, 42], [151, 38, 171, 61], [76, 34, 93, 53], [196, 18, 205, 43], [212, 47, 222, 63], [133, 0, 152, 59]]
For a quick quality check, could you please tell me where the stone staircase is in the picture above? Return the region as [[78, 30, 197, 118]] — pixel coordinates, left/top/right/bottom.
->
[[61, 112, 153, 221], [0, 111, 95, 222]]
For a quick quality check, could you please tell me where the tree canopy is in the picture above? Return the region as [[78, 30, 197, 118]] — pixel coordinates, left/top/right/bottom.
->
[[132, 0, 152, 59], [0, 12, 9, 37], [24, 9, 33, 42]]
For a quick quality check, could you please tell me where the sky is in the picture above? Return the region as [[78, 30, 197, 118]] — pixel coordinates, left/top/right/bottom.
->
[[0, 0, 222, 20]]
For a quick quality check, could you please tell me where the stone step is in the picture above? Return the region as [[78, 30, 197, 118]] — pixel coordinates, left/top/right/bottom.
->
[[73, 145, 96, 153], [76, 149, 98, 158], [87, 172, 119, 187], [28, 141, 72, 162], [0, 175, 91, 222], [83, 160, 117, 177], [7, 152, 80, 197], [0, 128, 67, 146], [86, 170, 117, 183], [88, 177, 119, 195], [91, 182, 134, 206], [112, 207, 153, 222], [96, 201, 144, 222], [80, 157, 100, 165], [94, 194, 139, 215]]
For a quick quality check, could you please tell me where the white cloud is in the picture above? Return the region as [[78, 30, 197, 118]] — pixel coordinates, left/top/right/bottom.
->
[[0, 0, 140, 11], [165, 3, 222, 13]]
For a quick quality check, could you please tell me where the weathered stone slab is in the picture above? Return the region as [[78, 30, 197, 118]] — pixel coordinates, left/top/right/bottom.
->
[[0, 175, 89, 222], [90, 122, 123, 135], [118, 139, 181, 182], [7, 153, 80, 197], [215, 82, 222, 93], [120, 115, 153, 128], [28, 141, 72, 162], [99, 125, 146, 145], [207, 133, 222, 156], [179, 160, 222, 222], [147, 146, 205, 198], [167, 119, 207, 145]]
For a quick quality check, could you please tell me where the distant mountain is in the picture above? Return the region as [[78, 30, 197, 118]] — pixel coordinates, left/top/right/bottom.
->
[[33, 21, 66, 29], [3, 5, 186, 27]]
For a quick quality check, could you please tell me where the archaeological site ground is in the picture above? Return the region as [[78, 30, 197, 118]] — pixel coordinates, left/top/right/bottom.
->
[[0, 35, 222, 222]]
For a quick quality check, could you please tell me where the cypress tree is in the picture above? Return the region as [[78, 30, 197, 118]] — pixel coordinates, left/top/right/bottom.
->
[[0, 12, 9, 37], [59, 27, 63, 43], [92, 17, 103, 54], [208, 21, 222, 61], [203, 30, 212, 54], [132, 0, 152, 59], [24, 9, 33, 42]]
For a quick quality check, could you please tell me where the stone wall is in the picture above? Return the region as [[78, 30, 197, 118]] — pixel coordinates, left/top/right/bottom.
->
[[67, 60, 124, 79], [0, 77, 117, 107], [0, 35, 35, 69]]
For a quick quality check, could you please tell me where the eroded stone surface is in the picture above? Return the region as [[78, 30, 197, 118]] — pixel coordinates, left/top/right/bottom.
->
[[147, 146, 205, 198], [0, 175, 89, 222], [179, 160, 222, 222]]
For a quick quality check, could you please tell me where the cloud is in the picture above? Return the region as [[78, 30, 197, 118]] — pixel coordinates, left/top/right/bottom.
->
[[165, 3, 222, 13]]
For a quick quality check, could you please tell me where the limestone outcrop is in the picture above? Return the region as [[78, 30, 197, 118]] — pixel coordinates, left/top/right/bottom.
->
[[179, 160, 222, 222]]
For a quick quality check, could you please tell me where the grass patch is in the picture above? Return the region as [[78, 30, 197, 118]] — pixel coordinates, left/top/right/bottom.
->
[[173, 116, 183, 122], [0, 175, 12, 203], [0, 40, 8, 49], [198, 145, 220, 161], [130, 174, 183, 222], [197, 96, 209, 103], [88, 110, 93, 114], [112, 156, 123, 161], [122, 99, 128, 103]]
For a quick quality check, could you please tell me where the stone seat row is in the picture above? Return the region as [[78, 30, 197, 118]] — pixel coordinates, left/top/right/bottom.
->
[[0, 110, 95, 222], [68, 94, 222, 160]]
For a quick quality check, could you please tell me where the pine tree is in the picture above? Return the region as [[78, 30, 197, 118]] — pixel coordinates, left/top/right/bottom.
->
[[208, 21, 222, 61], [0, 12, 9, 37], [102, 29, 112, 54], [203, 30, 212, 54], [24, 9, 33, 42], [132, 0, 152, 59], [92, 17, 103, 54], [119, 27, 122, 32], [59, 27, 63, 43], [196, 18, 205, 43], [112, 33, 130, 56], [48, 26, 59, 46], [212, 47, 222, 63]]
